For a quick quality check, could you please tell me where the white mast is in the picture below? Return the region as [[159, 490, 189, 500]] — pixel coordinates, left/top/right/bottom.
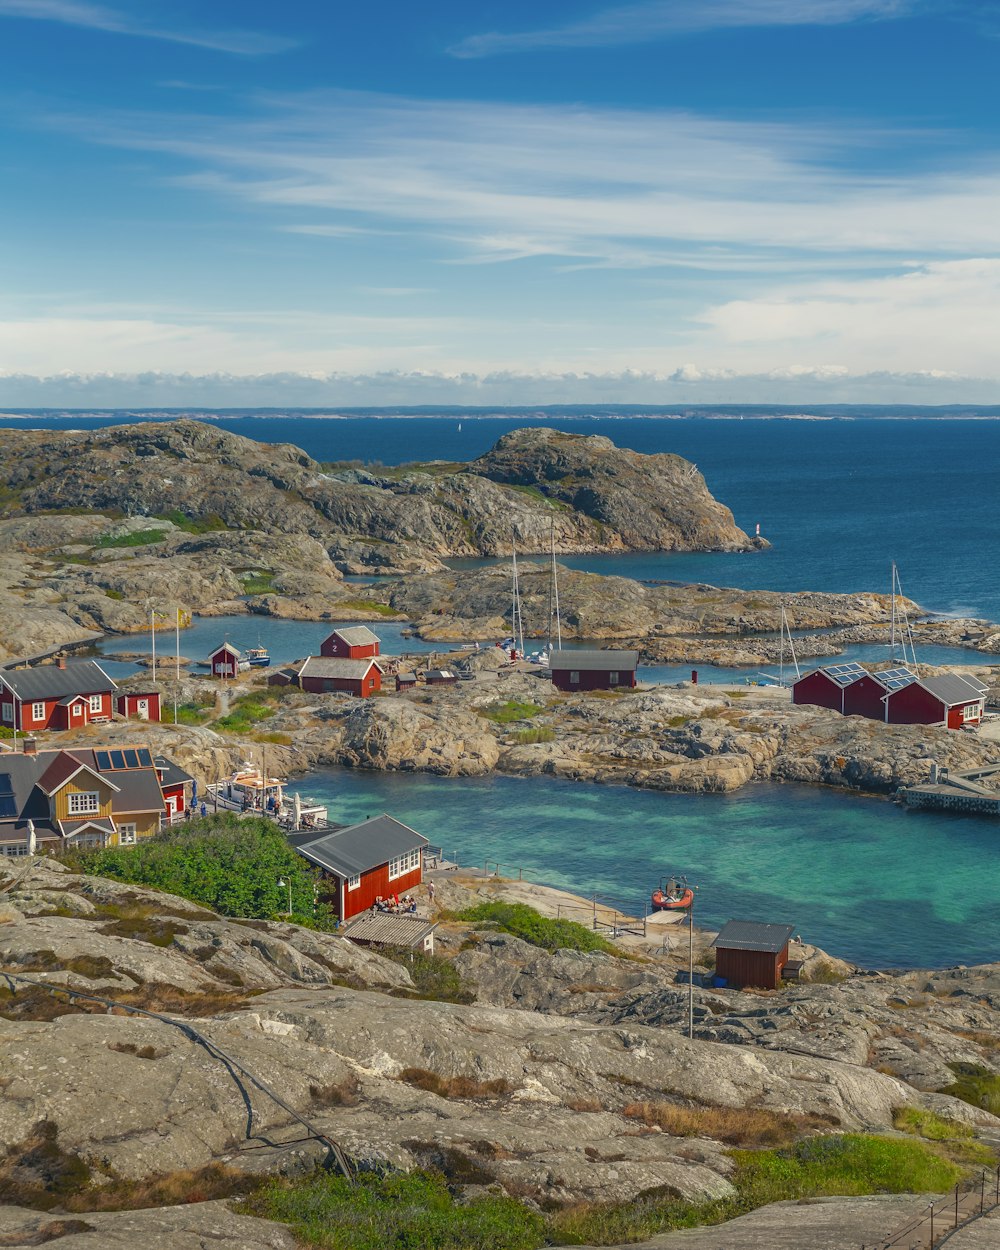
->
[[550, 521, 562, 651], [781, 601, 800, 683], [893, 564, 918, 669], [511, 536, 524, 657]]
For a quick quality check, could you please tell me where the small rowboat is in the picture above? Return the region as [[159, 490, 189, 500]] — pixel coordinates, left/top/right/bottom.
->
[[651, 876, 694, 912]]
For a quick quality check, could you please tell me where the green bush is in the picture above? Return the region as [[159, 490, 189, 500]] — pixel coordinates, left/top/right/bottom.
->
[[940, 1062, 1000, 1116], [215, 694, 277, 733], [513, 726, 555, 744], [480, 700, 544, 724], [454, 901, 618, 955], [238, 571, 276, 596], [380, 947, 475, 1004], [251, 1170, 545, 1250], [175, 699, 213, 726], [95, 529, 167, 548], [154, 509, 228, 534], [79, 815, 320, 921]]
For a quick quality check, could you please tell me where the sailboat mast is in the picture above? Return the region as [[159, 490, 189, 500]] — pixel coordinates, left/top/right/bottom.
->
[[778, 599, 784, 687], [549, 521, 562, 650], [783, 603, 800, 680], [890, 562, 898, 661], [511, 537, 524, 656]]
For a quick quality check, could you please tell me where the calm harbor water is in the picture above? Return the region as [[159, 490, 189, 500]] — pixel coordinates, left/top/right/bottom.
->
[[296, 768, 1000, 971]]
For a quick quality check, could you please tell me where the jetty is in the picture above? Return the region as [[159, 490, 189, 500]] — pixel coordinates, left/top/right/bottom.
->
[[899, 761, 1000, 815]]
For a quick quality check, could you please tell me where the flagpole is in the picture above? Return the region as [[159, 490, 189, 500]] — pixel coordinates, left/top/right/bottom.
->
[[150, 609, 156, 681], [175, 607, 181, 725]]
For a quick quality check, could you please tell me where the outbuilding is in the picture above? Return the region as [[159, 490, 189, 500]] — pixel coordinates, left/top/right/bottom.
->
[[549, 649, 639, 693], [791, 662, 867, 713], [342, 911, 436, 954], [267, 666, 302, 688], [298, 655, 382, 698], [115, 690, 162, 722], [208, 643, 242, 679], [292, 814, 427, 922], [884, 672, 988, 729], [153, 755, 194, 825], [424, 669, 458, 686], [320, 626, 381, 661], [395, 671, 418, 692], [712, 919, 795, 990]]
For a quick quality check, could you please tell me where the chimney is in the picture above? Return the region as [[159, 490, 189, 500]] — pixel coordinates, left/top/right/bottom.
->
[[56, 657, 67, 670], [23, 737, 37, 756]]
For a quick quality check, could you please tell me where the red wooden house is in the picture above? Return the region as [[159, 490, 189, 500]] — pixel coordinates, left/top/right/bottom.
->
[[292, 814, 428, 922], [0, 660, 116, 732], [842, 668, 916, 719], [549, 649, 639, 693], [115, 690, 162, 722], [153, 755, 195, 824], [712, 919, 795, 990], [298, 655, 382, 698], [208, 643, 242, 678], [883, 672, 987, 729], [791, 662, 867, 713], [320, 626, 381, 660]]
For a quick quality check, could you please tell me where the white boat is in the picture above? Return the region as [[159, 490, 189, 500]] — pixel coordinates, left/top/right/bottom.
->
[[206, 763, 327, 826]]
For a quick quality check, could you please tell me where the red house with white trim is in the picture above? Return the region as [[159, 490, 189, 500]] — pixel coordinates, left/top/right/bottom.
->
[[883, 672, 987, 729], [115, 690, 162, 722], [320, 626, 381, 660], [298, 655, 382, 698], [153, 755, 195, 824], [208, 643, 242, 678], [291, 814, 427, 922], [0, 660, 116, 732]]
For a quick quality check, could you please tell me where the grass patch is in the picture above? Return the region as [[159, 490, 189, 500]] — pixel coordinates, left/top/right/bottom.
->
[[336, 598, 401, 616], [104, 588, 125, 600], [512, 726, 555, 744], [804, 959, 849, 985], [238, 570, 276, 595], [95, 529, 168, 549], [893, 1107, 995, 1164], [940, 1062, 1000, 1117], [215, 693, 280, 733], [381, 947, 475, 1004], [250, 1169, 544, 1250], [154, 509, 228, 534], [622, 1103, 838, 1147], [398, 1068, 512, 1099], [253, 731, 293, 745], [479, 700, 544, 724], [175, 698, 214, 726], [452, 901, 619, 955]]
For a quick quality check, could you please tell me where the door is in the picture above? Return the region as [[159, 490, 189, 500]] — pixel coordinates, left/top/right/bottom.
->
[[137, 699, 149, 720]]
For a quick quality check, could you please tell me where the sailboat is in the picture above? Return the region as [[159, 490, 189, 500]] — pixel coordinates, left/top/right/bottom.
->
[[888, 562, 918, 668], [500, 535, 526, 660], [754, 601, 799, 687]]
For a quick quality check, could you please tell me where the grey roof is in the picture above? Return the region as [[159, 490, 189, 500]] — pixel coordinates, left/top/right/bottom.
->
[[920, 672, 988, 706], [0, 660, 116, 702], [342, 912, 435, 948], [61, 817, 116, 838], [328, 626, 381, 647], [712, 919, 795, 954], [153, 756, 195, 789], [294, 814, 427, 878], [0, 746, 164, 832], [550, 650, 640, 672], [299, 656, 383, 680], [210, 642, 241, 657], [425, 669, 457, 680]]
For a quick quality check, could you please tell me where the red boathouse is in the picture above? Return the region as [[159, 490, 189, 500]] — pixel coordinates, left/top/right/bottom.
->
[[791, 662, 867, 713], [883, 672, 987, 729], [208, 643, 242, 678], [842, 668, 917, 719], [292, 814, 427, 922], [320, 626, 381, 660], [549, 649, 639, 693], [298, 655, 382, 698], [712, 919, 795, 991]]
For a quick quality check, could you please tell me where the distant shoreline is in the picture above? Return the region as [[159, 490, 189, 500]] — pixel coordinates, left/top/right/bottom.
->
[[7, 408, 1000, 422]]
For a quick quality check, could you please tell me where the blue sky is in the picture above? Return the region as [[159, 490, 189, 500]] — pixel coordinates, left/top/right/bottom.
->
[[2, 0, 1000, 406]]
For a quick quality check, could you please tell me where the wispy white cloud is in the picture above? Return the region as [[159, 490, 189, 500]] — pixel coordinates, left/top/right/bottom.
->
[[450, 0, 913, 57], [0, 0, 295, 55]]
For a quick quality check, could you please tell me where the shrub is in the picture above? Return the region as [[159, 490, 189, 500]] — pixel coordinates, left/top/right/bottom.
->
[[513, 726, 555, 744], [940, 1062, 1000, 1117], [621, 1103, 837, 1147], [95, 529, 167, 549], [453, 901, 619, 955], [380, 947, 475, 1004], [479, 700, 544, 724], [215, 696, 275, 733], [154, 509, 228, 534], [237, 570, 276, 596]]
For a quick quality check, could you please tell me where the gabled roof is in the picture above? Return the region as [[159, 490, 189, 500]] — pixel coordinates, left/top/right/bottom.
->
[[803, 662, 866, 687], [210, 642, 241, 658], [326, 626, 381, 648], [57, 693, 91, 707], [60, 817, 116, 838], [549, 649, 640, 672], [299, 656, 383, 681], [294, 814, 427, 878], [0, 660, 116, 702], [919, 672, 989, 707], [37, 751, 120, 797], [425, 669, 456, 680], [712, 919, 795, 954], [869, 667, 918, 692], [153, 755, 195, 789]]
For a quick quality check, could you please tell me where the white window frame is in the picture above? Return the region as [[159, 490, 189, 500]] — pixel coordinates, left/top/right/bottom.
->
[[68, 791, 100, 815], [1, 702, 12, 722], [388, 848, 421, 881], [963, 703, 981, 721], [0, 844, 29, 857], [31, 701, 45, 721], [569, 671, 580, 684], [71, 832, 106, 849], [609, 671, 620, 686], [89, 694, 102, 714], [118, 823, 137, 846], [347, 873, 361, 891]]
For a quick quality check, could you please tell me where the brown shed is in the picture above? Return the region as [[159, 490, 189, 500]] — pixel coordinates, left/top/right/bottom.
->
[[712, 919, 795, 990]]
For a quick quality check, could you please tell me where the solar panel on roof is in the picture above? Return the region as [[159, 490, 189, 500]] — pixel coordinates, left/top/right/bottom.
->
[[137, 748, 152, 767], [879, 668, 917, 691], [124, 749, 139, 769], [824, 662, 867, 686], [110, 750, 126, 770], [95, 751, 111, 771]]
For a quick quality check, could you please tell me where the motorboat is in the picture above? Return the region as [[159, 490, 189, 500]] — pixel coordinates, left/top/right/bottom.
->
[[651, 875, 694, 911]]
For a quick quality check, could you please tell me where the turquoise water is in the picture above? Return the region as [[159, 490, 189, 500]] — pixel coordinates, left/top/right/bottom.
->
[[294, 768, 1000, 970]]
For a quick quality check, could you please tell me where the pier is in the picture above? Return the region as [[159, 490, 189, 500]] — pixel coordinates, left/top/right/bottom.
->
[[899, 762, 1000, 815]]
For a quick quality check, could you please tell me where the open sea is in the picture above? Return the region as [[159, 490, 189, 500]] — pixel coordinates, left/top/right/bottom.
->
[[6, 409, 1000, 966]]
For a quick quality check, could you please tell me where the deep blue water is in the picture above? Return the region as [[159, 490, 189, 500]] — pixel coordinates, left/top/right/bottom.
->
[[3, 412, 997, 620], [296, 768, 1000, 970]]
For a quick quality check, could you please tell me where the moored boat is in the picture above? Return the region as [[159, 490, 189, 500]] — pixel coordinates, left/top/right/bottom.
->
[[651, 876, 694, 911], [246, 643, 270, 667]]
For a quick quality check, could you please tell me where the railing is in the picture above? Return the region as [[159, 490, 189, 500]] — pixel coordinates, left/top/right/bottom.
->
[[481, 860, 647, 936], [867, 1168, 1000, 1248]]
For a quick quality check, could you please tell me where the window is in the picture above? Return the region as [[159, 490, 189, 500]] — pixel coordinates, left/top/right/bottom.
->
[[31, 702, 45, 721], [118, 823, 137, 846], [1, 702, 12, 722], [388, 848, 421, 880], [68, 791, 100, 815], [347, 873, 361, 891], [71, 832, 106, 849], [609, 672, 619, 686], [89, 694, 102, 714], [569, 671, 580, 685], [0, 844, 28, 857], [964, 703, 981, 721]]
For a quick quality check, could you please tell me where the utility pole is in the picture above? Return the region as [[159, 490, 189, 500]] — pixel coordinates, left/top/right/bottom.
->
[[688, 903, 695, 1040]]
